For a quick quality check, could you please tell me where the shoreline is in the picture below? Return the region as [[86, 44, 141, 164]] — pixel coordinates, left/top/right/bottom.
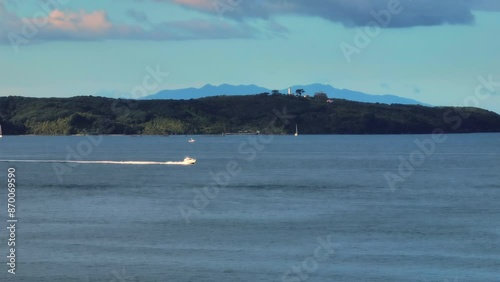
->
[[3, 132, 500, 137]]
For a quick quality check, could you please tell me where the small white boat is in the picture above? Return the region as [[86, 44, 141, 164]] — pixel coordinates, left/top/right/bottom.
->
[[294, 124, 298, 137], [188, 138, 196, 143], [183, 157, 196, 165]]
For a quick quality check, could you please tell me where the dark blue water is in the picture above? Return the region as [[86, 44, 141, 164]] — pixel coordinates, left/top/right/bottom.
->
[[0, 134, 499, 281]]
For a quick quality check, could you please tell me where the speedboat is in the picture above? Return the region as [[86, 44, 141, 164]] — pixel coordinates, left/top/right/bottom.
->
[[183, 157, 196, 165], [188, 138, 196, 143]]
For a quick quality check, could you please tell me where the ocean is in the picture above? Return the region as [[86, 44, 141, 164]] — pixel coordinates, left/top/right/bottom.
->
[[0, 134, 499, 281]]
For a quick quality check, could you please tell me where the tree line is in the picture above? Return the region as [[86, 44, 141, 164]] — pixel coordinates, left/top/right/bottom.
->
[[1, 94, 499, 135]]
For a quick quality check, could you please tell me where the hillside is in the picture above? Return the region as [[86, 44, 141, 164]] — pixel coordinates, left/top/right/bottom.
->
[[0, 94, 499, 135], [281, 83, 430, 106]]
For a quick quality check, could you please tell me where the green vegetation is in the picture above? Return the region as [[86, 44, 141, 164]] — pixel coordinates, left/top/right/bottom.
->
[[1, 94, 499, 135]]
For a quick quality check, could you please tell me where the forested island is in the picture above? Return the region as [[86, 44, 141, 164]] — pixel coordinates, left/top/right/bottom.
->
[[1, 94, 499, 135]]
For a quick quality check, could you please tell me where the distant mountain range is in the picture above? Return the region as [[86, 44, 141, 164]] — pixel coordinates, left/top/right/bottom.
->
[[142, 83, 429, 106]]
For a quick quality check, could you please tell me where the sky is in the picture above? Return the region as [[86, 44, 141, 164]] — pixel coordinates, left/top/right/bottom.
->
[[0, 0, 499, 113]]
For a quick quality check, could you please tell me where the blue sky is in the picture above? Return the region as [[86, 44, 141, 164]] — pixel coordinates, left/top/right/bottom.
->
[[0, 0, 499, 113]]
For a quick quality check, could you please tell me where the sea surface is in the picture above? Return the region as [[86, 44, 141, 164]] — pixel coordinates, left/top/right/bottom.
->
[[0, 134, 499, 282]]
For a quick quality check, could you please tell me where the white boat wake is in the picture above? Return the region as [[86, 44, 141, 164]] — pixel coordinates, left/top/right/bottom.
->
[[0, 157, 196, 165]]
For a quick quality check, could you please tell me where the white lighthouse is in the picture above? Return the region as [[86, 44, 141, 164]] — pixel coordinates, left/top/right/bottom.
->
[[288, 87, 292, 95]]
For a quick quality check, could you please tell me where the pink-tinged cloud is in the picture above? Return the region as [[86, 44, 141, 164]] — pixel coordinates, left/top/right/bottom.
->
[[172, 0, 213, 11], [0, 6, 269, 44], [47, 10, 112, 32]]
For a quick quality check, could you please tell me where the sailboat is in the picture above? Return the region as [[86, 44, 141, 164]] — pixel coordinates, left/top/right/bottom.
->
[[294, 124, 298, 137]]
